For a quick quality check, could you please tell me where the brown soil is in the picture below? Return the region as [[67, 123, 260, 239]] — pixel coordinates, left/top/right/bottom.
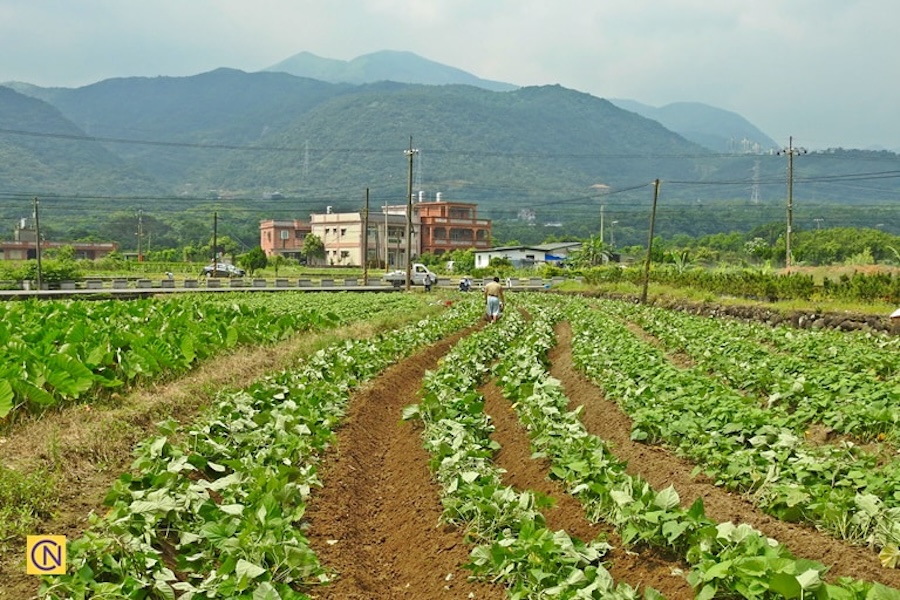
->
[[549, 321, 900, 589]]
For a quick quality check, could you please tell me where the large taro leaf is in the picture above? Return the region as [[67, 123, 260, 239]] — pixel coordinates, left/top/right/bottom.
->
[[0, 379, 13, 418]]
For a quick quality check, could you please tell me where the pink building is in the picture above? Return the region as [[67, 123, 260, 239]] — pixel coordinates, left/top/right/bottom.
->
[[259, 219, 311, 260]]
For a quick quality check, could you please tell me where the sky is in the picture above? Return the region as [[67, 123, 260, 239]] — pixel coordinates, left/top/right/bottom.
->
[[0, 0, 897, 151]]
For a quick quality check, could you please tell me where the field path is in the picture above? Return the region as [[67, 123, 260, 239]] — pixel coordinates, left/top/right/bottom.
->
[[305, 328, 505, 600], [549, 320, 900, 590]]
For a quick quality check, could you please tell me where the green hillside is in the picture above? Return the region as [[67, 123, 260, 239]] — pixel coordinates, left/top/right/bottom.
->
[[1, 69, 898, 251]]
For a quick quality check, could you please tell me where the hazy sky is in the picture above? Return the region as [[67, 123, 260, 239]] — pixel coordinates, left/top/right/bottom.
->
[[1, 0, 897, 150]]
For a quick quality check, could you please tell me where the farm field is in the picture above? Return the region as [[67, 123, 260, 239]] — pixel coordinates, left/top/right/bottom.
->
[[1, 291, 899, 599]]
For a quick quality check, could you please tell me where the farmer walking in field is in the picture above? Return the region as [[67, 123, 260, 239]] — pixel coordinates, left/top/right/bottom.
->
[[484, 276, 505, 322]]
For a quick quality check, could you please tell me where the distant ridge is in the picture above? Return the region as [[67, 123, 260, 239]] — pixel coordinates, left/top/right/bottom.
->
[[611, 99, 779, 153], [265, 49, 518, 92]]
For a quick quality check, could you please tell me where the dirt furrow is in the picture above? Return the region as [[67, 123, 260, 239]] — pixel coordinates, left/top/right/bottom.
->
[[482, 380, 695, 599], [304, 330, 505, 600], [550, 321, 900, 589]]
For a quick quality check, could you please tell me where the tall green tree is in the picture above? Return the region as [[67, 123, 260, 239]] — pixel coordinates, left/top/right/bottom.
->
[[239, 246, 267, 276], [269, 254, 287, 276], [303, 234, 326, 266]]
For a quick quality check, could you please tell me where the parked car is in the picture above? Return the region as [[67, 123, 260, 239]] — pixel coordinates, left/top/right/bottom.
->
[[382, 263, 438, 288], [201, 263, 245, 278]]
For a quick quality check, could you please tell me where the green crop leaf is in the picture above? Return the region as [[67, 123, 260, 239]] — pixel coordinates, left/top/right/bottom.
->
[[226, 325, 239, 347], [654, 486, 680, 510], [220, 503, 245, 516], [152, 580, 176, 600], [45, 354, 95, 398], [252, 582, 281, 600], [236, 559, 266, 581], [0, 379, 13, 418], [661, 520, 690, 544], [401, 403, 421, 420], [880, 545, 900, 569], [796, 569, 821, 591], [180, 335, 196, 365], [696, 584, 717, 600], [866, 582, 900, 600], [702, 560, 734, 581], [11, 379, 56, 408], [769, 573, 802, 599]]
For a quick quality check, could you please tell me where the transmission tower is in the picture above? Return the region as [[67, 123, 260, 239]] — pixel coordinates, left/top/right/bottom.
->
[[413, 150, 422, 192], [303, 140, 309, 180], [750, 159, 760, 204]]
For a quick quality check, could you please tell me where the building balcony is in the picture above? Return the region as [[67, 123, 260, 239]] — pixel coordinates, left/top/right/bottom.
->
[[426, 218, 490, 226], [430, 239, 491, 248]]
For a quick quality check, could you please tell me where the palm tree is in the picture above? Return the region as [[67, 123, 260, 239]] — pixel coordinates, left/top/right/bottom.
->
[[570, 235, 611, 267]]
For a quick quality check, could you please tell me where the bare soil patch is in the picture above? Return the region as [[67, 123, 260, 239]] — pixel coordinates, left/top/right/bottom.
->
[[549, 321, 900, 589]]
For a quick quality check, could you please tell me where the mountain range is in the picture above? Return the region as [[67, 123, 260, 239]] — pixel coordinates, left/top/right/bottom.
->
[[264, 51, 778, 153], [0, 50, 897, 250]]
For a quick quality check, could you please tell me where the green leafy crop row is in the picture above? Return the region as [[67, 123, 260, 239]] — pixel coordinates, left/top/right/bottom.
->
[[608, 301, 900, 443], [496, 294, 899, 599], [39, 297, 480, 599], [0, 292, 425, 421], [567, 298, 900, 569], [407, 303, 654, 599]]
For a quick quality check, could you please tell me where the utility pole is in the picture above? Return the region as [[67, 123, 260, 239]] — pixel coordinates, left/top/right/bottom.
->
[[778, 136, 806, 270], [212, 211, 218, 276], [640, 179, 660, 304], [362, 188, 370, 285], [404, 137, 418, 291], [383, 205, 389, 270], [33, 197, 43, 290], [137, 209, 144, 262], [599, 205, 605, 245]]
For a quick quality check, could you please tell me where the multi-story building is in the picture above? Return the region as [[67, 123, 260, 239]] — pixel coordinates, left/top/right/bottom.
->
[[414, 194, 491, 256], [310, 207, 417, 268], [259, 219, 311, 260]]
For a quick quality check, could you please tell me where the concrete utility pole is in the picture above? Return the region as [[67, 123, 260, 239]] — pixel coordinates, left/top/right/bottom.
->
[[778, 136, 806, 270], [404, 137, 418, 291], [640, 179, 660, 304], [383, 205, 389, 270], [33, 197, 43, 290], [137, 209, 144, 262], [212, 211, 218, 276], [599, 205, 605, 245], [362, 188, 369, 285]]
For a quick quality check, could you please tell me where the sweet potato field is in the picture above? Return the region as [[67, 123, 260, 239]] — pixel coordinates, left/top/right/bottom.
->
[[2, 291, 900, 599]]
